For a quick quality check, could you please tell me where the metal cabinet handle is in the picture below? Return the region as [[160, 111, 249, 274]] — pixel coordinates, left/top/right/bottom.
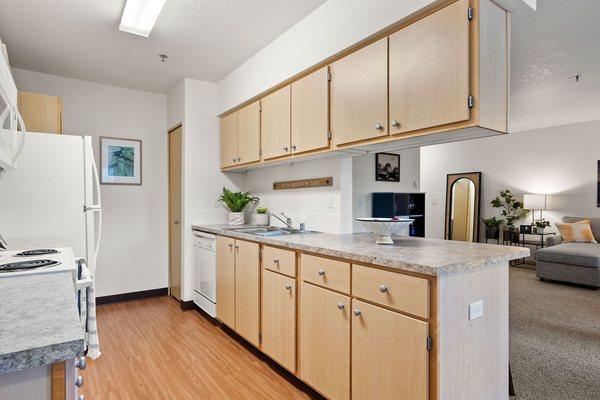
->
[[375, 123, 384, 131], [318, 269, 326, 276], [379, 284, 388, 293], [285, 283, 293, 290], [353, 308, 362, 317], [391, 120, 400, 128], [337, 303, 345, 310], [75, 356, 86, 370], [75, 375, 84, 387]]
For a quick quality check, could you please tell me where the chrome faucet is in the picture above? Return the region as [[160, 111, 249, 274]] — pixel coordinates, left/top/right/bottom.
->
[[269, 212, 294, 229]]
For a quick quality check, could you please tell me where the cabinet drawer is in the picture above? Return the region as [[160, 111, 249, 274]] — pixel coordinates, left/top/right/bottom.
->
[[263, 246, 296, 277], [352, 264, 429, 318], [301, 254, 350, 294]]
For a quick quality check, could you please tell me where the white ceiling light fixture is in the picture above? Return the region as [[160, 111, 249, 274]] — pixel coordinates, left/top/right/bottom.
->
[[119, 0, 167, 37]]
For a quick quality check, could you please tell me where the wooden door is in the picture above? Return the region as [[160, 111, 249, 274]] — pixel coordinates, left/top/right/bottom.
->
[[389, 0, 470, 134], [262, 270, 296, 372], [17, 91, 63, 134], [168, 126, 182, 300], [216, 236, 236, 328], [237, 101, 261, 164], [261, 86, 291, 160], [220, 112, 238, 168], [299, 283, 350, 400], [234, 240, 261, 346], [352, 299, 429, 400], [291, 67, 329, 154], [330, 38, 388, 146]]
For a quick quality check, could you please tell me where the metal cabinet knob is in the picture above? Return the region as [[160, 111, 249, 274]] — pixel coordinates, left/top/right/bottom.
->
[[75, 356, 86, 370], [75, 375, 84, 387], [379, 284, 389, 293], [391, 120, 400, 128], [285, 283, 293, 290], [291, 145, 297, 151], [273, 258, 280, 264], [232, 158, 236, 163], [234, 245, 240, 250], [283, 146, 289, 152], [228, 243, 233, 249], [375, 123, 384, 131], [237, 157, 241, 162], [79, 395, 85, 400], [318, 269, 326, 276], [337, 303, 345, 310], [353, 308, 362, 317]]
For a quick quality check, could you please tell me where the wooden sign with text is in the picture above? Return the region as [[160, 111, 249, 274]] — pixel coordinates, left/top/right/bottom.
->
[[273, 177, 333, 190]]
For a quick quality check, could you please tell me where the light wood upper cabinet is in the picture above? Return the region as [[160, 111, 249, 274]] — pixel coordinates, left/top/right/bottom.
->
[[220, 113, 238, 168], [352, 299, 429, 400], [291, 67, 329, 154], [262, 270, 296, 372], [17, 92, 63, 134], [330, 38, 388, 146], [234, 240, 260, 346], [389, 0, 470, 134], [299, 283, 350, 400], [261, 86, 291, 160], [216, 236, 236, 328], [237, 101, 261, 164]]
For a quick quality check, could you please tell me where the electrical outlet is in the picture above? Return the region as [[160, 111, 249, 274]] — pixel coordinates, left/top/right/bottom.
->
[[469, 300, 483, 321], [326, 194, 334, 209]]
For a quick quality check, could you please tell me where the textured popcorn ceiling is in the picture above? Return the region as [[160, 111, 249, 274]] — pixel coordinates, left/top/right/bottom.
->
[[0, 0, 326, 92]]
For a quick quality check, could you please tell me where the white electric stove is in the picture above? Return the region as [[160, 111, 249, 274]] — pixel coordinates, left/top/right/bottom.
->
[[0, 247, 78, 278]]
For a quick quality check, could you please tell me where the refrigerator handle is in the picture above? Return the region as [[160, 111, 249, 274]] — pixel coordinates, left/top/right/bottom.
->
[[90, 155, 102, 270], [91, 150, 102, 208]]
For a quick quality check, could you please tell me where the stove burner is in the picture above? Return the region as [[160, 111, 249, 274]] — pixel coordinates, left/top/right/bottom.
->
[[0, 259, 60, 272], [14, 249, 59, 256]]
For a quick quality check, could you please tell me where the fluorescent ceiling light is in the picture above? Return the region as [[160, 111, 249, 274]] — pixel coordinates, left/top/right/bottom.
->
[[119, 0, 167, 37]]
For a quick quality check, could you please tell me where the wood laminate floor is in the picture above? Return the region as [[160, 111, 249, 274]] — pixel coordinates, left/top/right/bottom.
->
[[81, 296, 321, 400]]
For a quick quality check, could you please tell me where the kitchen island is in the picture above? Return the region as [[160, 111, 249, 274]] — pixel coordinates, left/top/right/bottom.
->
[[194, 224, 529, 400], [0, 271, 85, 399]]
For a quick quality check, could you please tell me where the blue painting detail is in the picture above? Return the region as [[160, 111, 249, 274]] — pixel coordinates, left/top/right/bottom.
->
[[108, 145, 135, 177]]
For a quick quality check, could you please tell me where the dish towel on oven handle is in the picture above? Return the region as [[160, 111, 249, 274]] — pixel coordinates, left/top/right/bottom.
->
[[86, 280, 101, 359]]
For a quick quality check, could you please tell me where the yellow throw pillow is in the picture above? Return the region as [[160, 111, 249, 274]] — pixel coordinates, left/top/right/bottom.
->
[[555, 219, 597, 243]]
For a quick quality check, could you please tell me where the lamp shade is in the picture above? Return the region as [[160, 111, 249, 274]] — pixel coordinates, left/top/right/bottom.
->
[[523, 194, 547, 210]]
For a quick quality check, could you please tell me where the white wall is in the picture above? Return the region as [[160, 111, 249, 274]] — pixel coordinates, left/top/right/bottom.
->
[[169, 78, 246, 301], [217, 0, 436, 113], [12, 68, 168, 297], [420, 119, 600, 240], [245, 156, 353, 234], [352, 149, 421, 232]]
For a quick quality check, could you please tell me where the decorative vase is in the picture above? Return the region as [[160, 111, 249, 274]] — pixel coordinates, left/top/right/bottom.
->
[[537, 227, 549, 234], [228, 212, 245, 225], [256, 213, 269, 226]]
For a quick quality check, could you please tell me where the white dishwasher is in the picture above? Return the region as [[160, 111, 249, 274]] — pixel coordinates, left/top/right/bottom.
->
[[192, 230, 217, 317]]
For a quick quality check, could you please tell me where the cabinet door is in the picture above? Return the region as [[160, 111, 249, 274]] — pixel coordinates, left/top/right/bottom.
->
[[299, 283, 350, 400], [17, 91, 63, 134], [352, 300, 429, 400], [331, 38, 388, 146], [262, 270, 296, 372], [389, 0, 470, 134], [261, 86, 291, 160], [220, 113, 238, 168], [291, 67, 329, 154], [234, 240, 261, 346], [237, 101, 261, 164], [216, 236, 236, 328]]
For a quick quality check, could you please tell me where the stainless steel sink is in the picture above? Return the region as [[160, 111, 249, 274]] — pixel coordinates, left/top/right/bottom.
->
[[228, 226, 317, 236]]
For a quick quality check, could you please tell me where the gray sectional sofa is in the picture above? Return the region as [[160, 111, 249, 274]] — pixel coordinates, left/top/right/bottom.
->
[[536, 217, 600, 288]]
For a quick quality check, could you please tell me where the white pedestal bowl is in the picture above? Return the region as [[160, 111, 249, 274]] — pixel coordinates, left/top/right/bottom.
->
[[356, 218, 414, 245]]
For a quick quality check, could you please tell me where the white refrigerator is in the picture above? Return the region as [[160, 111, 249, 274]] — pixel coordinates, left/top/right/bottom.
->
[[0, 132, 102, 272]]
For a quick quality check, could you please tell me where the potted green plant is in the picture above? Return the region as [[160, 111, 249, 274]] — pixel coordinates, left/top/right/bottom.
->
[[256, 207, 269, 226], [491, 189, 528, 243], [482, 217, 504, 240], [533, 219, 551, 234], [218, 187, 259, 225]]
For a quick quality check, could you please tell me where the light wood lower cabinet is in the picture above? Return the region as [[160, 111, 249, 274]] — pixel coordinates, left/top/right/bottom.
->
[[352, 299, 429, 400], [234, 240, 260, 346], [216, 237, 260, 346], [261, 270, 296, 372], [299, 282, 350, 400], [216, 236, 236, 328]]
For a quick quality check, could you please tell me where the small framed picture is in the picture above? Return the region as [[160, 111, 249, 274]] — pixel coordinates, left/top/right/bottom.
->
[[100, 137, 142, 185], [375, 152, 400, 182]]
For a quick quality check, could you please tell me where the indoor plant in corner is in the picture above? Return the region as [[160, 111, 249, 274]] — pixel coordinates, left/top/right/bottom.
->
[[256, 207, 269, 226], [219, 187, 259, 225], [491, 189, 528, 243]]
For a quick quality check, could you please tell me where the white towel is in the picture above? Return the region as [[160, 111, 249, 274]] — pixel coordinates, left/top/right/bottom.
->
[[85, 277, 101, 359]]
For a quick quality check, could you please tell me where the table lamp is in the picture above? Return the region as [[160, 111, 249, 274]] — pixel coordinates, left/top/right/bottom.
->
[[523, 194, 548, 224]]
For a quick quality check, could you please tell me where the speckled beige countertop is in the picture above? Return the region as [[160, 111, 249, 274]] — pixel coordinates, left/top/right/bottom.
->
[[192, 225, 529, 277]]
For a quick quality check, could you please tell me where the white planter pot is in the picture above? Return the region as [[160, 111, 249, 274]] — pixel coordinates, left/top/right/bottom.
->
[[228, 212, 245, 225], [256, 213, 269, 226]]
